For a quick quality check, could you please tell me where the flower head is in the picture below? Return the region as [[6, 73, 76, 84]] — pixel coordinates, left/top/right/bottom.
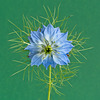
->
[[25, 24, 74, 69]]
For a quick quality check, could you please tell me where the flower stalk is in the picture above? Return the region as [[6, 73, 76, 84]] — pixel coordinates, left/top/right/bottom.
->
[[48, 65, 51, 100]]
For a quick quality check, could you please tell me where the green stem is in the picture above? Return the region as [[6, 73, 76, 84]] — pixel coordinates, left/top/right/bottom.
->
[[48, 65, 51, 100]]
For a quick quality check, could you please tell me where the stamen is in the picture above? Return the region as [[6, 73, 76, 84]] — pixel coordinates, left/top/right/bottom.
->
[[44, 45, 52, 54]]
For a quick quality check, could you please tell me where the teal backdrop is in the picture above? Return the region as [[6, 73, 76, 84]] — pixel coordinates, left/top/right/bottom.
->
[[0, 0, 100, 100]]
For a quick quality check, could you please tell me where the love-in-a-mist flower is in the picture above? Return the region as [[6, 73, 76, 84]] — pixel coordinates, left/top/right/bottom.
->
[[25, 24, 74, 69]]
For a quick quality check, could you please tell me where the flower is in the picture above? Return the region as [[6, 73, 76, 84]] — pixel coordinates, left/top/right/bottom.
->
[[25, 24, 74, 69]]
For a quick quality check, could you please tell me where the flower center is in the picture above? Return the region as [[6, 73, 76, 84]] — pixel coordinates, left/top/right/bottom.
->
[[45, 45, 52, 54]]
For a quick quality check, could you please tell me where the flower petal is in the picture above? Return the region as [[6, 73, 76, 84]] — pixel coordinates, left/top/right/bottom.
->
[[28, 36, 34, 44], [54, 27, 60, 33], [28, 52, 36, 59], [55, 32, 68, 43], [55, 41, 74, 54], [41, 25, 46, 33], [31, 31, 44, 44], [31, 53, 45, 66], [24, 44, 41, 53], [43, 54, 57, 69], [44, 24, 55, 42], [53, 53, 70, 65], [50, 27, 60, 42]]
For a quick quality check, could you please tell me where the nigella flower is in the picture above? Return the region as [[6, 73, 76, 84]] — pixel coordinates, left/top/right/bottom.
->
[[25, 24, 74, 69]]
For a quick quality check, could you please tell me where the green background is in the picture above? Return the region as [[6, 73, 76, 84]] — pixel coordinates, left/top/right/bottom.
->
[[0, 0, 100, 100]]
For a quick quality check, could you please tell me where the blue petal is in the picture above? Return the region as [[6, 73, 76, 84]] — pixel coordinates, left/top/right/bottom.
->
[[28, 52, 36, 59], [28, 36, 34, 44], [54, 27, 60, 33], [55, 41, 74, 54], [44, 24, 55, 42], [50, 27, 60, 42], [24, 44, 41, 53], [43, 54, 57, 69], [31, 53, 45, 66], [57, 45, 73, 54], [68, 41, 72, 43], [31, 31, 44, 44], [41, 25, 46, 33], [55, 40, 72, 46], [53, 54, 70, 65], [55, 32, 68, 43], [35, 25, 46, 33]]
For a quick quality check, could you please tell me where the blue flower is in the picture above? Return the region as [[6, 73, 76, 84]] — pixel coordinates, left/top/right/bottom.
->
[[25, 24, 74, 69]]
